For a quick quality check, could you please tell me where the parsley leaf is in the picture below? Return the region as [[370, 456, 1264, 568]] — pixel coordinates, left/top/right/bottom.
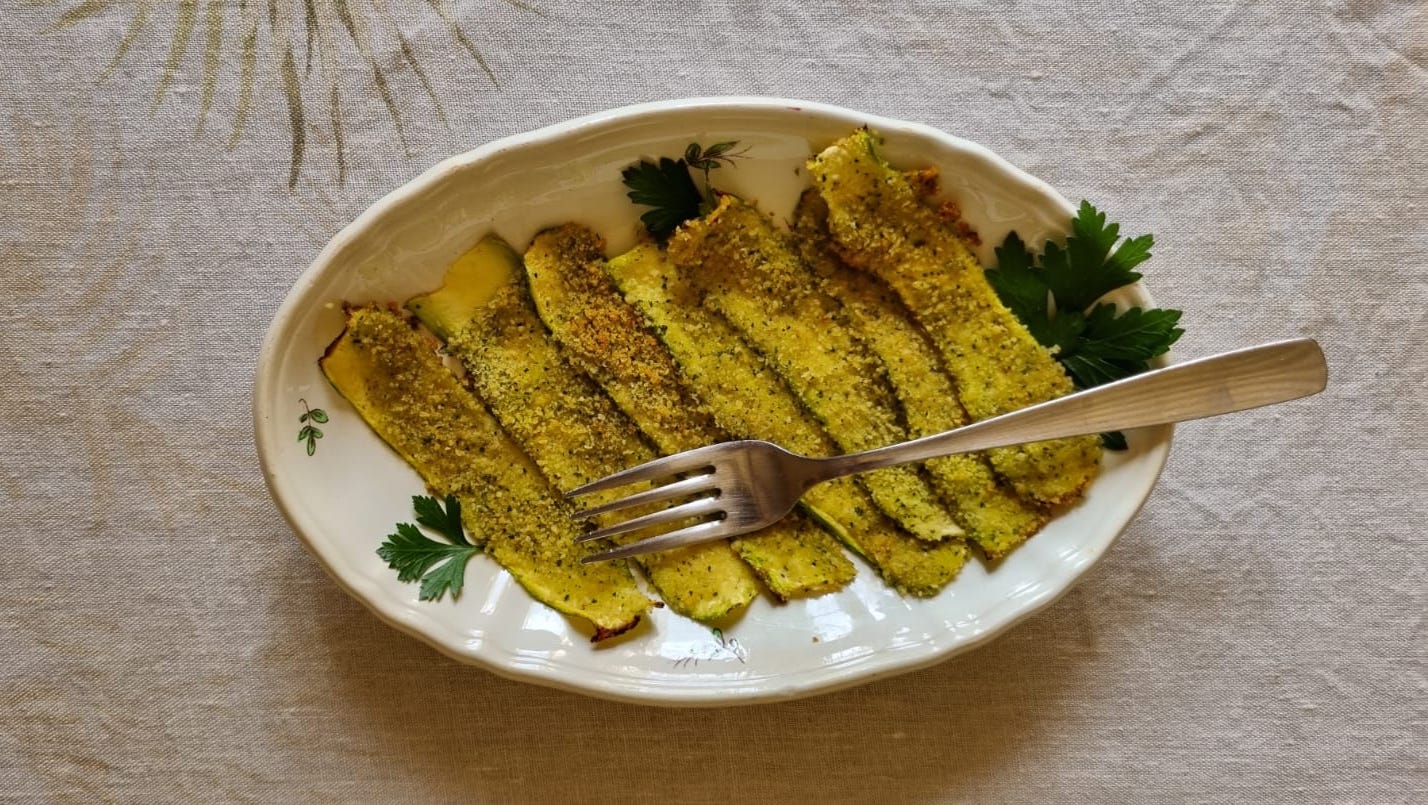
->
[[621, 157, 703, 238], [622, 141, 747, 237], [418, 554, 476, 603], [987, 232, 1048, 323], [1100, 431, 1128, 450], [414, 493, 466, 545], [376, 495, 479, 602], [1077, 303, 1183, 363], [987, 202, 1185, 449], [1041, 201, 1155, 311]]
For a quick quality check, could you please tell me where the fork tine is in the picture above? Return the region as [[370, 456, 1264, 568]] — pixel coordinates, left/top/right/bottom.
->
[[575, 496, 723, 544], [570, 474, 719, 521], [563, 443, 727, 500], [581, 520, 731, 564]]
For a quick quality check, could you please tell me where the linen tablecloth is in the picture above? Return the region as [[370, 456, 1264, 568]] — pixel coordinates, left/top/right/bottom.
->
[[2, 1, 1424, 802]]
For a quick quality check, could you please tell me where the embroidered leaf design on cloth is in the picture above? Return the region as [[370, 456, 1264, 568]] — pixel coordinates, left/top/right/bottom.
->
[[38, 0, 540, 185]]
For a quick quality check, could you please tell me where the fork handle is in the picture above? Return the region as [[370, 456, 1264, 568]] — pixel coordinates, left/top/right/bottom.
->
[[811, 339, 1327, 482]]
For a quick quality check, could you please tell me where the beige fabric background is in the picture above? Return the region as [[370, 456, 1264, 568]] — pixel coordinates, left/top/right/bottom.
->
[[2, 1, 1424, 802]]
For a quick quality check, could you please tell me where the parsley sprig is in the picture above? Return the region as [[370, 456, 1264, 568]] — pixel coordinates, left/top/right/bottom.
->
[[988, 201, 1184, 448], [621, 141, 747, 237], [376, 494, 480, 602]]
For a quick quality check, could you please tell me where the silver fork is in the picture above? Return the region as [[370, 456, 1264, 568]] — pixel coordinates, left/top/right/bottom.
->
[[567, 339, 1327, 564]]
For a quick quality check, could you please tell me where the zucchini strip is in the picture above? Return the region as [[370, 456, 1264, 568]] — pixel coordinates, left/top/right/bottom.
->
[[524, 225, 855, 600], [810, 130, 1101, 505], [792, 191, 1048, 558], [442, 284, 762, 622], [319, 306, 651, 640], [668, 196, 964, 544], [608, 243, 968, 597]]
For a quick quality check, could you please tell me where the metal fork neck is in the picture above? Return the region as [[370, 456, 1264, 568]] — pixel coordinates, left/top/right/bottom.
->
[[807, 338, 1326, 485]]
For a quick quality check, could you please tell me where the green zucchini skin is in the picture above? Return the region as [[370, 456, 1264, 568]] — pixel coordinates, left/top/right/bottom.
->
[[523, 225, 856, 600], [608, 243, 968, 597], [319, 305, 651, 640], [406, 237, 524, 340], [810, 130, 1101, 506], [791, 191, 1048, 559], [667, 196, 965, 545]]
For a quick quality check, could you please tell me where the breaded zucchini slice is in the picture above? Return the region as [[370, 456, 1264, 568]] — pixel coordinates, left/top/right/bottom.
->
[[408, 238, 759, 621], [608, 243, 968, 596], [792, 191, 1048, 558], [523, 225, 854, 599], [810, 129, 1101, 505], [319, 305, 651, 640], [668, 196, 964, 544]]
